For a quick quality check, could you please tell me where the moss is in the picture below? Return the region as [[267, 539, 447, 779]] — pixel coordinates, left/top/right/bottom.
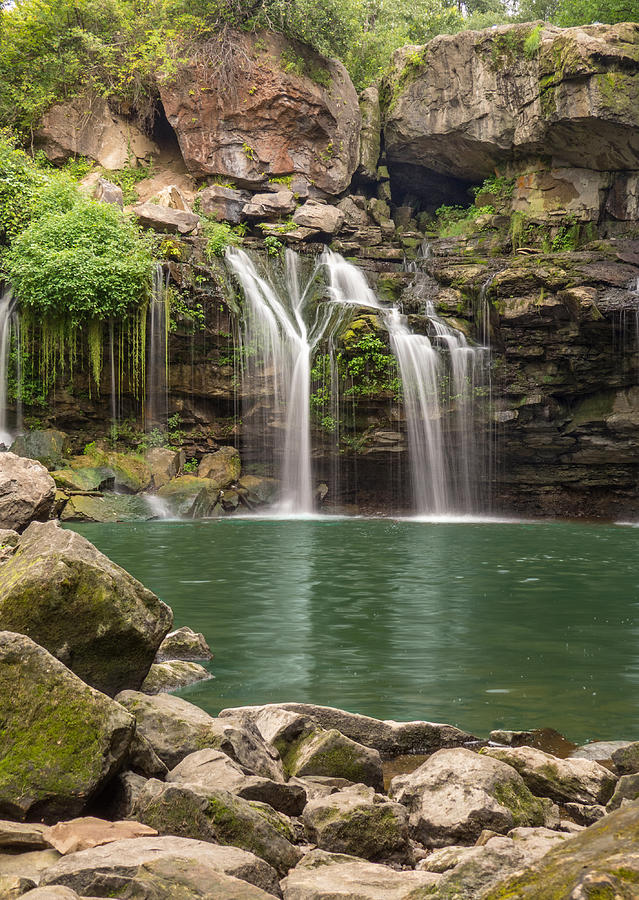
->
[[492, 779, 546, 827], [488, 28, 529, 72]]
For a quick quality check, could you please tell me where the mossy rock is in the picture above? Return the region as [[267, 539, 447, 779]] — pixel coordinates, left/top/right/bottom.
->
[[59, 493, 154, 523], [51, 467, 115, 493], [157, 476, 223, 517], [0, 631, 135, 822], [72, 450, 151, 493], [10, 430, 70, 470], [281, 728, 384, 791], [141, 660, 213, 694]]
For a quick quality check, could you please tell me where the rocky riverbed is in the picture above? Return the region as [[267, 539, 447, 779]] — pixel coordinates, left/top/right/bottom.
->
[[0, 459, 638, 898]]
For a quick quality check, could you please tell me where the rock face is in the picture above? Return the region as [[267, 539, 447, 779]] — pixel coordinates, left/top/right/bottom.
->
[[0, 454, 55, 531], [0, 632, 135, 821], [132, 203, 200, 235], [36, 95, 158, 169], [10, 430, 69, 469], [158, 30, 360, 194], [0, 521, 172, 695]]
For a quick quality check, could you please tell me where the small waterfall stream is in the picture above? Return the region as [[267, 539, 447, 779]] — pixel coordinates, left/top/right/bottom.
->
[[0, 287, 19, 447], [145, 264, 169, 431]]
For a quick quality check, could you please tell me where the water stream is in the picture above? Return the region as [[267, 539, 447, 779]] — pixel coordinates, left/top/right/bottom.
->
[[145, 264, 169, 431], [0, 286, 19, 447]]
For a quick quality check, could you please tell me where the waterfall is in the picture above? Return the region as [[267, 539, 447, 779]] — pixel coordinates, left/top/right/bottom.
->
[[146, 264, 169, 431], [0, 287, 18, 448]]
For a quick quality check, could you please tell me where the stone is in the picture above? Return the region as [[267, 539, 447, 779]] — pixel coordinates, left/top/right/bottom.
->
[[337, 197, 372, 227], [0, 454, 55, 531], [0, 530, 18, 564], [157, 475, 222, 517], [115, 691, 284, 779], [0, 822, 49, 852], [36, 95, 158, 169], [50, 467, 114, 493], [483, 798, 639, 898], [133, 781, 301, 876], [302, 784, 410, 862], [489, 729, 535, 747], [292, 201, 344, 234], [570, 740, 632, 762], [168, 749, 306, 815], [357, 87, 381, 182], [103, 772, 148, 820], [156, 626, 212, 662], [0, 521, 172, 695], [14, 889, 79, 899], [0, 876, 36, 898], [280, 849, 440, 899], [389, 747, 547, 848], [132, 203, 200, 235], [0, 852, 61, 886], [237, 476, 279, 508], [606, 773, 639, 811], [71, 449, 152, 493], [127, 731, 168, 779], [220, 702, 474, 758], [141, 660, 213, 694], [159, 30, 360, 195], [59, 493, 155, 523], [197, 185, 250, 225], [145, 447, 183, 490], [481, 745, 618, 805], [94, 177, 123, 207], [40, 835, 280, 897], [44, 818, 157, 855], [611, 741, 639, 775], [242, 191, 296, 219], [563, 802, 606, 825], [0, 632, 135, 821], [281, 728, 383, 791], [197, 446, 241, 485], [154, 184, 192, 211]]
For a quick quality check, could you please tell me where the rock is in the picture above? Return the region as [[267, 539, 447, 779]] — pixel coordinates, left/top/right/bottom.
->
[[564, 802, 606, 825], [159, 30, 360, 195], [220, 702, 474, 758], [70, 449, 152, 493], [483, 797, 639, 898], [357, 87, 381, 182], [14, 889, 80, 899], [133, 781, 301, 876], [280, 849, 440, 899], [94, 177, 123, 207], [243, 191, 296, 219], [43, 818, 157, 855], [0, 454, 55, 531], [0, 521, 172, 695], [571, 740, 632, 762], [289, 776, 353, 802], [10, 431, 69, 469], [115, 691, 284, 779], [141, 660, 213, 694], [51, 467, 114, 493], [389, 747, 547, 848], [59, 493, 154, 523], [156, 626, 213, 662], [280, 728, 383, 791], [489, 729, 535, 747], [0, 822, 49, 852], [197, 446, 241, 485], [481, 745, 618, 805], [237, 476, 279, 508], [197, 185, 250, 225], [145, 447, 183, 490], [0, 530, 18, 564], [0, 852, 61, 886], [132, 203, 200, 235], [302, 784, 410, 862], [605, 773, 639, 811], [103, 772, 148, 820], [292, 201, 344, 234], [0, 876, 36, 898], [612, 741, 639, 775], [168, 749, 306, 815], [40, 835, 280, 897], [154, 184, 192, 211], [157, 475, 222, 516], [127, 732, 168, 779], [0, 632, 135, 821], [36, 95, 158, 169]]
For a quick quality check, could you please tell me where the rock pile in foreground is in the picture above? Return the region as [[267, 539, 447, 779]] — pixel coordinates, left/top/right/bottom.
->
[[1, 517, 639, 898]]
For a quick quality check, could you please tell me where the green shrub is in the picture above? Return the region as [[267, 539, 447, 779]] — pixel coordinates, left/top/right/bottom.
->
[[204, 221, 243, 259]]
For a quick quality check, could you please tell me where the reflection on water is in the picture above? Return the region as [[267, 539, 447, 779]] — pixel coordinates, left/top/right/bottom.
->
[[68, 518, 639, 744]]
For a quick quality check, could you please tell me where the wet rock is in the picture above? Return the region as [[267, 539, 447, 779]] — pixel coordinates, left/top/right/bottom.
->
[[145, 447, 183, 490], [156, 626, 213, 662], [0, 823, 49, 852], [157, 475, 222, 516], [40, 835, 280, 897], [0, 521, 172, 695], [198, 446, 241, 486], [10, 431, 70, 469], [0, 454, 55, 532], [489, 729, 535, 747], [302, 784, 410, 862], [357, 87, 381, 182], [571, 740, 632, 762], [168, 749, 306, 815], [0, 632, 135, 821], [59, 493, 154, 523], [197, 185, 249, 225], [103, 772, 148, 820], [43, 818, 157, 855], [50, 467, 114, 493], [280, 848, 440, 899], [389, 747, 547, 848], [115, 691, 284, 779], [243, 191, 296, 219], [281, 728, 383, 791], [133, 781, 301, 876], [611, 741, 639, 775], [237, 476, 279, 508], [141, 660, 213, 694], [292, 201, 344, 234], [69, 449, 152, 493], [605, 773, 639, 811], [482, 745, 618, 805], [132, 203, 200, 235]]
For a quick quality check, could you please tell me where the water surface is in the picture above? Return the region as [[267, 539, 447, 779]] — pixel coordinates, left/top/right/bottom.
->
[[69, 518, 639, 744]]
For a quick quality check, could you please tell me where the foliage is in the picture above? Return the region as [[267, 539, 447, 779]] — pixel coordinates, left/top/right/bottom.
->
[[263, 235, 283, 256], [168, 288, 206, 332], [204, 221, 243, 258], [0, 131, 44, 244], [434, 203, 495, 237]]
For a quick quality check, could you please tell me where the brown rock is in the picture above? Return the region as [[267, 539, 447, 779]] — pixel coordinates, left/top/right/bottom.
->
[[292, 201, 344, 234], [243, 190, 296, 219], [44, 818, 157, 855], [132, 203, 200, 235], [0, 454, 55, 532], [197, 185, 249, 225]]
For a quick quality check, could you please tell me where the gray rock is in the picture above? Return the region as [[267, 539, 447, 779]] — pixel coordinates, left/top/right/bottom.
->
[[389, 747, 547, 848], [243, 191, 296, 219], [281, 728, 383, 792], [156, 626, 212, 662], [198, 185, 249, 225], [570, 740, 632, 762], [102, 772, 148, 820], [0, 632, 135, 822], [145, 447, 183, 490], [357, 87, 381, 181], [481, 746, 617, 805], [563, 802, 607, 825], [0, 822, 49, 852], [0, 851, 61, 886], [94, 177, 123, 207], [40, 835, 279, 897], [292, 201, 344, 234], [115, 691, 284, 779], [302, 784, 410, 862], [9, 430, 69, 470], [168, 749, 306, 815], [489, 729, 535, 747], [606, 773, 639, 811], [132, 203, 200, 235], [611, 741, 639, 775], [0, 454, 55, 532], [0, 521, 172, 696], [141, 660, 213, 694], [127, 732, 168, 779], [0, 875, 36, 898]]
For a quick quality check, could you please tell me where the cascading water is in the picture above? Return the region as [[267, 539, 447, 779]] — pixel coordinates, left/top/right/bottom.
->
[[146, 264, 169, 431], [0, 287, 19, 447]]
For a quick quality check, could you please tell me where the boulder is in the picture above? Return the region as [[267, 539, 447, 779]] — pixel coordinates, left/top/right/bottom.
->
[[302, 784, 410, 861], [389, 748, 547, 848], [0, 850, 61, 885], [280, 849, 440, 899], [0, 822, 49, 852], [156, 626, 213, 662], [280, 728, 383, 791], [103, 772, 148, 821], [612, 741, 639, 775], [606, 773, 639, 811], [132, 203, 200, 235], [154, 184, 192, 211], [0, 632, 135, 821], [15, 889, 79, 899], [197, 185, 250, 225], [197, 446, 241, 485], [484, 798, 639, 898], [237, 476, 279, 508], [570, 740, 632, 762], [157, 475, 222, 516], [59, 493, 154, 523], [242, 191, 296, 219], [40, 835, 280, 897], [133, 781, 301, 876], [141, 660, 213, 694], [168, 749, 306, 815], [158, 30, 360, 195], [43, 818, 157, 855], [36, 95, 158, 169], [51, 467, 114, 493], [0, 877, 36, 898], [10, 430, 69, 469], [70, 449, 152, 493], [357, 87, 381, 182], [0, 522, 172, 695], [0, 530, 18, 564], [145, 447, 183, 490], [0, 454, 55, 531], [127, 732, 169, 779], [292, 201, 344, 234], [481, 746, 617, 805], [115, 691, 284, 779], [94, 176, 123, 207]]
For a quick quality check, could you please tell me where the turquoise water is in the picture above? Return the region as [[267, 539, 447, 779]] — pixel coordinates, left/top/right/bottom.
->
[[69, 517, 639, 744]]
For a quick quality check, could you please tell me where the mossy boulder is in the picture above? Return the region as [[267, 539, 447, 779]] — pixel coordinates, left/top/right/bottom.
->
[[51, 467, 115, 493], [71, 449, 151, 493], [59, 493, 154, 523], [145, 447, 183, 489], [0, 631, 135, 822], [156, 626, 212, 662], [157, 476, 222, 517], [141, 660, 213, 694], [10, 430, 70, 469], [612, 741, 639, 776], [0, 521, 172, 696], [280, 728, 384, 792], [198, 446, 241, 486]]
